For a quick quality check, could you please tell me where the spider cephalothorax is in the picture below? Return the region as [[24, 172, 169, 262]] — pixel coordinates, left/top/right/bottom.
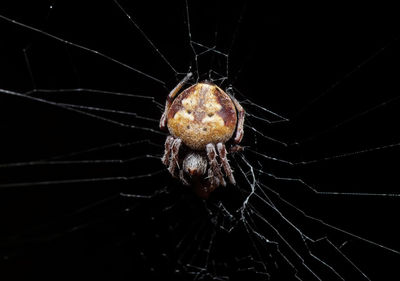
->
[[160, 73, 245, 198]]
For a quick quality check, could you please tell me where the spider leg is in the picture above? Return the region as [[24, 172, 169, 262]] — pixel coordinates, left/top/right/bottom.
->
[[229, 144, 244, 154], [226, 90, 245, 144], [206, 143, 226, 188], [159, 72, 193, 130], [161, 135, 175, 166], [179, 169, 190, 186], [217, 143, 236, 185], [168, 138, 182, 177]]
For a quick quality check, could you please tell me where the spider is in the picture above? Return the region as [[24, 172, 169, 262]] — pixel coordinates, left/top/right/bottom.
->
[[160, 73, 245, 198]]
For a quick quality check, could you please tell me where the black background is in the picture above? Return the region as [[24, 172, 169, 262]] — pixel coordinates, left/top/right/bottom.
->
[[0, 1, 400, 280]]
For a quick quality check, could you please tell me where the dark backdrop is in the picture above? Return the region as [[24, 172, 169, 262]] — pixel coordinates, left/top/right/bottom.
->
[[0, 1, 399, 280]]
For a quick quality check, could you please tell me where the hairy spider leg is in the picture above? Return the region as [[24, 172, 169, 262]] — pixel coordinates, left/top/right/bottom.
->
[[226, 90, 245, 143], [206, 143, 226, 189], [161, 135, 175, 165], [179, 169, 190, 186], [217, 143, 236, 185], [159, 72, 193, 130], [168, 138, 182, 177]]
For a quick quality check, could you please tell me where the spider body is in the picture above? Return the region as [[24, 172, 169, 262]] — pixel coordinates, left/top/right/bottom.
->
[[167, 82, 237, 150], [160, 73, 245, 198]]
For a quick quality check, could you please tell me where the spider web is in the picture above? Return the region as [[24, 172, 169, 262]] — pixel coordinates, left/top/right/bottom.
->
[[0, 1, 400, 280]]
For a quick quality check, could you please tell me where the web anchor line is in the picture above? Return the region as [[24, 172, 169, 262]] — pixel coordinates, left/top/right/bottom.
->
[[0, 14, 166, 85], [113, 0, 178, 75], [235, 158, 370, 280], [1, 89, 166, 136]]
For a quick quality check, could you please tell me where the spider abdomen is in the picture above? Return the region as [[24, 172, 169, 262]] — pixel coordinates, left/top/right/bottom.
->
[[167, 83, 237, 150]]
